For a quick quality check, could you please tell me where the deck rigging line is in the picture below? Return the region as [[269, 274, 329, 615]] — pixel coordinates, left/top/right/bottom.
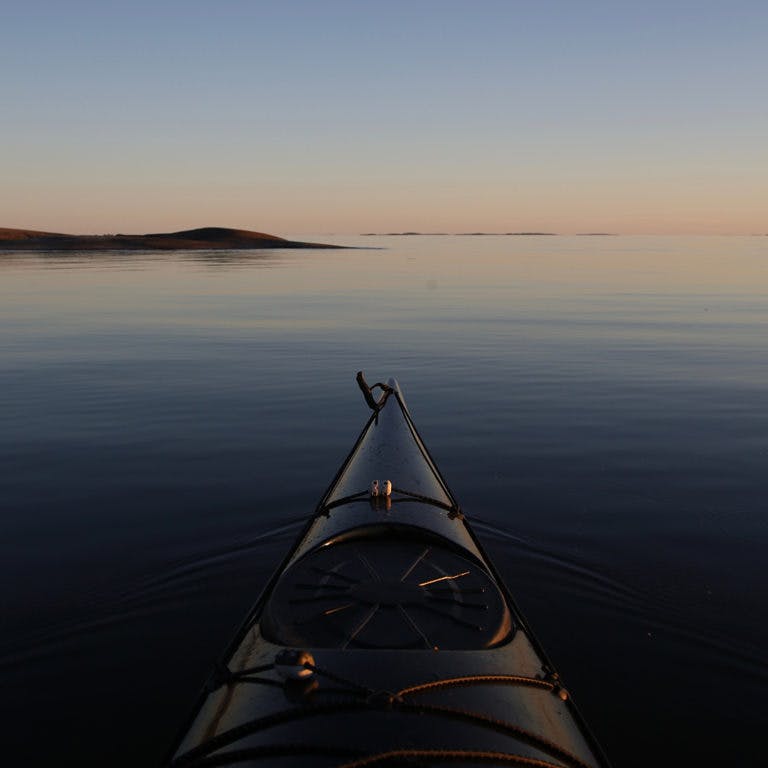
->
[[170, 695, 591, 768]]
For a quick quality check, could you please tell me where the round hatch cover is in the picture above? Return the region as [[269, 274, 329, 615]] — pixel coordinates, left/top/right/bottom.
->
[[261, 535, 513, 650]]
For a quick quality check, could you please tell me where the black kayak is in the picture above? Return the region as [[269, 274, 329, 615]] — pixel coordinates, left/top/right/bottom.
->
[[167, 374, 610, 768]]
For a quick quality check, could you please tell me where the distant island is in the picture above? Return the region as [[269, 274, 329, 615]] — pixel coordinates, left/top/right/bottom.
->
[[0, 227, 342, 251], [359, 231, 626, 237], [361, 232, 559, 237]]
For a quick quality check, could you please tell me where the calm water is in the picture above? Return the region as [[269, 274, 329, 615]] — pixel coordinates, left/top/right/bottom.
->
[[1, 236, 766, 766]]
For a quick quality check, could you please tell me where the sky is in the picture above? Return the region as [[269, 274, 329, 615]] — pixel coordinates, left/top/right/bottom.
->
[[2, 0, 766, 235]]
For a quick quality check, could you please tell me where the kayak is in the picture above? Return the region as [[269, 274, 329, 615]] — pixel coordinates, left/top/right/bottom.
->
[[167, 374, 610, 767]]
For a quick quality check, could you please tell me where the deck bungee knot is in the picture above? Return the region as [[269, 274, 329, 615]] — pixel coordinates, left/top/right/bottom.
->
[[274, 649, 315, 681]]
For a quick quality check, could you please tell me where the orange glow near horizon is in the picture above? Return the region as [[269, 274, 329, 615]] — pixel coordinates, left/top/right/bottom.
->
[[4, 174, 766, 237]]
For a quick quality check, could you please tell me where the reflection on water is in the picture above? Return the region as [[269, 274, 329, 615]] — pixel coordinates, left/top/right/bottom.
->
[[1, 236, 766, 766]]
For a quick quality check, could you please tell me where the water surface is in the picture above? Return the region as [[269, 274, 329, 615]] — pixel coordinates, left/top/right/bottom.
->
[[1, 236, 766, 765]]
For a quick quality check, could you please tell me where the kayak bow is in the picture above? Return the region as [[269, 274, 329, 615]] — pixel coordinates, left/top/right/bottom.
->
[[168, 374, 610, 767]]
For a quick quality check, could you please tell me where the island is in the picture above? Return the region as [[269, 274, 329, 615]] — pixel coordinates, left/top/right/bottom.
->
[[0, 227, 342, 251], [360, 231, 559, 237]]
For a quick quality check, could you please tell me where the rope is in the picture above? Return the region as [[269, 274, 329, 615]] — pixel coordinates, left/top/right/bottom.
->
[[390, 704, 593, 768], [177, 744, 361, 767], [392, 390, 461, 509], [320, 487, 458, 516], [337, 750, 572, 768], [304, 662, 376, 697], [171, 704, 365, 766], [170, 700, 591, 768], [222, 676, 282, 688], [398, 675, 555, 698], [319, 490, 371, 513], [392, 486, 461, 515], [356, 371, 394, 412]]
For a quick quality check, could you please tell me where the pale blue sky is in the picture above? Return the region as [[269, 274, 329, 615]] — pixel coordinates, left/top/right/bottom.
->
[[2, 1, 766, 234]]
